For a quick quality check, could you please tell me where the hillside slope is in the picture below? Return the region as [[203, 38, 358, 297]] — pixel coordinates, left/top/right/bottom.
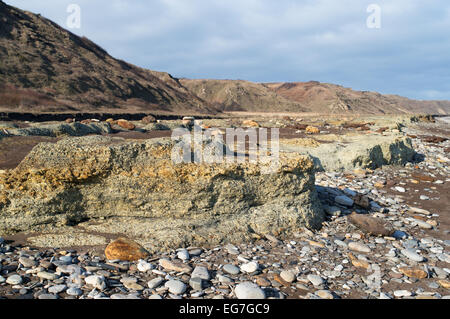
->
[[0, 1, 212, 114]]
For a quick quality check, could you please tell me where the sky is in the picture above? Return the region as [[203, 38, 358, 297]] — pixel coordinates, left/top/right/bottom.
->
[[5, 0, 450, 100]]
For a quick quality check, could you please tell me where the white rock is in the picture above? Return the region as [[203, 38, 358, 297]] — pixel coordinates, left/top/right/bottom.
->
[[223, 264, 240, 275], [235, 282, 266, 299], [349, 242, 371, 253], [165, 280, 187, 295], [191, 266, 210, 280], [85, 275, 107, 290], [6, 275, 22, 285], [394, 290, 412, 297], [148, 277, 164, 289], [280, 270, 296, 283], [137, 260, 153, 272], [401, 249, 425, 262], [177, 249, 190, 261], [307, 274, 325, 286], [413, 219, 433, 229], [240, 262, 259, 273], [395, 187, 406, 193]]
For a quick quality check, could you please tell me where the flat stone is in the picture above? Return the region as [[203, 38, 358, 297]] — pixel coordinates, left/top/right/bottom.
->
[[223, 264, 240, 275], [66, 287, 83, 296], [137, 260, 153, 272], [307, 274, 325, 286], [348, 213, 393, 236], [37, 271, 59, 281], [335, 196, 354, 207], [240, 262, 259, 273], [85, 275, 107, 290], [104, 238, 149, 262], [189, 277, 204, 291], [316, 290, 334, 299], [234, 282, 266, 299], [394, 290, 412, 298], [19, 257, 37, 268], [159, 259, 193, 273], [413, 219, 433, 229], [177, 249, 190, 261], [348, 242, 371, 253], [6, 274, 22, 285], [165, 280, 187, 295], [48, 284, 67, 294], [280, 270, 296, 283], [148, 277, 164, 289], [191, 266, 210, 280], [401, 249, 425, 262], [398, 267, 428, 279]]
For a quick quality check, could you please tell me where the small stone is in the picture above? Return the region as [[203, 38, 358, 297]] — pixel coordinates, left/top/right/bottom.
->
[[394, 290, 412, 298], [191, 266, 210, 280], [148, 277, 164, 289], [19, 257, 37, 268], [105, 238, 150, 262], [85, 275, 107, 291], [348, 242, 371, 253], [256, 277, 271, 287], [149, 294, 162, 299], [401, 249, 425, 262], [117, 119, 135, 130], [159, 259, 192, 273], [66, 287, 83, 296], [165, 280, 187, 295], [48, 284, 67, 294], [316, 290, 334, 299], [235, 282, 266, 299], [438, 280, 450, 289], [335, 195, 354, 207], [142, 115, 157, 124], [307, 274, 325, 286], [347, 213, 393, 237], [137, 260, 153, 272], [223, 264, 240, 275], [189, 277, 204, 291], [177, 249, 190, 261], [414, 219, 433, 229], [6, 275, 22, 285], [280, 270, 296, 283], [240, 262, 259, 273], [398, 267, 428, 279], [37, 271, 59, 281], [395, 187, 406, 193]]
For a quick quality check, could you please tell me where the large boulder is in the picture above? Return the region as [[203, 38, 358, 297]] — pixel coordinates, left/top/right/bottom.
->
[[0, 135, 325, 252]]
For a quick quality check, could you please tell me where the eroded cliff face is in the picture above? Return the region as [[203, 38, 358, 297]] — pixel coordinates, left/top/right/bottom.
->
[[0, 135, 325, 252]]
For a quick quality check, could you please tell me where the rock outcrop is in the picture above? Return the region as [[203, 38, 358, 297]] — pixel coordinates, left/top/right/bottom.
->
[[0, 135, 325, 252], [279, 133, 415, 171]]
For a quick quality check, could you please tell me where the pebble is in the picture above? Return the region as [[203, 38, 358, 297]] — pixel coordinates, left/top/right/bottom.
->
[[165, 280, 187, 295], [177, 249, 190, 261], [234, 282, 266, 299], [148, 277, 164, 289], [394, 290, 412, 298], [66, 287, 83, 296], [48, 284, 67, 294], [137, 260, 153, 272], [223, 264, 240, 275], [280, 270, 296, 283], [191, 266, 210, 280], [6, 275, 22, 285], [38, 294, 58, 299], [240, 262, 259, 273], [335, 196, 354, 207], [316, 290, 334, 299], [348, 242, 371, 253], [401, 249, 425, 262], [37, 271, 59, 281], [307, 274, 325, 286]]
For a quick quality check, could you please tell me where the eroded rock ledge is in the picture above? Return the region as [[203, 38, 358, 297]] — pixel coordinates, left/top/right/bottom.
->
[[0, 136, 325, 252]]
